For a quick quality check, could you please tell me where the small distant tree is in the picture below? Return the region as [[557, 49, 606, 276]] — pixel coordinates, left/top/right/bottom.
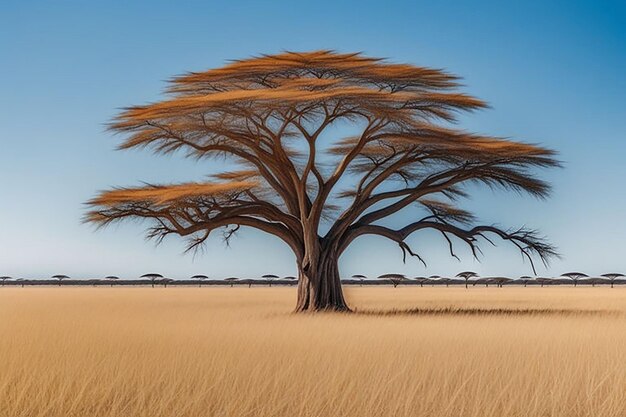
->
[[86, 50, 559, 313], [162, 278, 174, 288], [429, 275, 441, 287], [105, 276, 120, 287], [52, 275, 70, 287], [284, 276, 297, 286], [262, 274, 279, 287], [536, 277, 551, 287], [16, 278, 28, 288], [438, 277, 452, 287], [413, 276, 429, 287], [141, 273, 163, 288], [225, 277, 239, 287], [518, 275, 534, 287], [473, 277, 491, 287], [491, 277, 513, 288], [352, 274, 367, 286], [601, 273, 624, 289], [88, 278, 100, 287], [0, 276, 12, 287], [456, 271, 478, 289], [191, 274, 209, 287], [378, 273, 407, 288], [561, 272, 588, 287]]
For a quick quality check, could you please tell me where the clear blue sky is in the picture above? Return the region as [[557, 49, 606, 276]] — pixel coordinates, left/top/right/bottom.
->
[[1, 0, 624, 279]]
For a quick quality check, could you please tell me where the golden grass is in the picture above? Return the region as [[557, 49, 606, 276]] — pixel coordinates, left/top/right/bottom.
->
[[2, 286, 626, 417]]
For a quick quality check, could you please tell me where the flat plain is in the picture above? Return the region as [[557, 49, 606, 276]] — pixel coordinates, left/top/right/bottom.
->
[[1, 286, 626, 417]]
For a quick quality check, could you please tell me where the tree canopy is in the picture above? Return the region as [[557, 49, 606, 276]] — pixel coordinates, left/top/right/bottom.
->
[[87, 50, 559, 311]]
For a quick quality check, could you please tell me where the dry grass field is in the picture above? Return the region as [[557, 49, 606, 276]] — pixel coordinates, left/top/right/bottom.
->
[[2, 286, 626, 417]]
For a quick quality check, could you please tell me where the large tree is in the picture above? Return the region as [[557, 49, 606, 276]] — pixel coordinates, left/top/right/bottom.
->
[[86, 50, 559, 312]]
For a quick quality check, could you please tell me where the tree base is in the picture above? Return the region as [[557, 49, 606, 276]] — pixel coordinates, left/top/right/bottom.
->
[[293, 254, 351, 313]]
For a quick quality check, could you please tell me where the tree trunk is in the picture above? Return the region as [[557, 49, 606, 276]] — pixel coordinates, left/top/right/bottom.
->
[[294, 248, 349, 313]]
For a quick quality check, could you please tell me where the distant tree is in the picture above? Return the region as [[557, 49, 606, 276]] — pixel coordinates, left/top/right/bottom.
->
[[561, 272, 588, 287], [191, 274, 209, 287], [105, 276, 120, 287], [224, 277, 239, 287], [262, 274, 279, 287], [490, 277, 514, 288], [86, 50, 559, 312], [378, 273, 407, 288], [413, 276, 430, 287], [0, 276, 12, 287], [52, 275, 70, 287], [429, 275, 441, 287], [438, 277, 452, 287], [518, 275, 534, 287], [352, 274, 367, 286], [536, 277, 552, 287], [473, 277, 491, 287], [601, 273, 624, 289], [16, 278, 28, 288], [88, 278, 100, 287], [161, 278, 174, 288], [140, 273, 163, 288], [456, 271, 478, 289], [284, 276, 297, 286]]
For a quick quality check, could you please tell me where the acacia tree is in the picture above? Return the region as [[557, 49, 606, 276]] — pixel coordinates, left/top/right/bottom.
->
[[86, 50, 558, 312], [601, 273, 624, 289], [262, 274, 279, 287], [378, 273, 407, 288], [0, 276, 11, 287], [413, 276, 429, 287], [518, 275, 534, 287], [191, 274, 209, 287], [490, 276, 513, 288], [52, 274, 70, 287], [284, 276, 297, 286], [224, 277, 238, 287], [561, 272, 588, 287], [352, 274, 367, 286], [141, 273, 163, 288], [105, 275, 120, 287], [456, 271, 478, 289]]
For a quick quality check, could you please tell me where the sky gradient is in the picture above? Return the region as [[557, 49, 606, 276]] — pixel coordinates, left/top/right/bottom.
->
[[1, 0, 625, 279]]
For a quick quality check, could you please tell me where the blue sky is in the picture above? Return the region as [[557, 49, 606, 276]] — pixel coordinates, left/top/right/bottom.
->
[[1, 0, 624, 279]]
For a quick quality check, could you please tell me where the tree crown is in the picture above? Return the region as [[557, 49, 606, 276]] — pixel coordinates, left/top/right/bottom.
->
[[87, 50, 559, 273]]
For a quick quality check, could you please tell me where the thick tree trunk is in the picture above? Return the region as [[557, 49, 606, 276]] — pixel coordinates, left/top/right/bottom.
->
[[294, 249, 350, 313]]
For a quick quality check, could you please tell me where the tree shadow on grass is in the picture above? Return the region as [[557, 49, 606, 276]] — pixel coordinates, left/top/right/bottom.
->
[[353, 307, 619, 317]]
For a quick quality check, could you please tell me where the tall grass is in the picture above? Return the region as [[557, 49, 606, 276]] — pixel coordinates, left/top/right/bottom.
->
[[1, 287, 626, 417]]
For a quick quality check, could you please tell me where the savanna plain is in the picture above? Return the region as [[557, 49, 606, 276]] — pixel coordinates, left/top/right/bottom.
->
[[2, 286, 626, 417]]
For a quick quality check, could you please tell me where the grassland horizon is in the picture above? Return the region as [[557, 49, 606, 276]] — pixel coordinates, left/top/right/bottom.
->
[[2, 286, 626, 417]]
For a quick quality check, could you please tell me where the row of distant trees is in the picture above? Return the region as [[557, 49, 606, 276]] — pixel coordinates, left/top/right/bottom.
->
[[1, 272, 624, 288], [358, 272, 625, 288], [0, 273, 298, 287]]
